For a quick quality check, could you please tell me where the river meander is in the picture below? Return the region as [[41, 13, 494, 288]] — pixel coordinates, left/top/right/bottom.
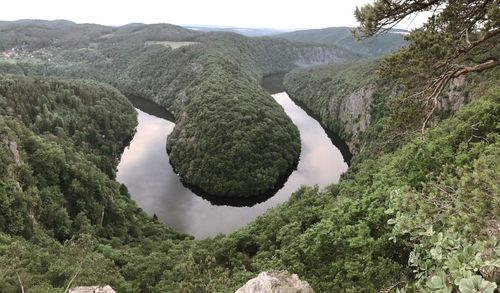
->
[[117, 77, 348, 238]]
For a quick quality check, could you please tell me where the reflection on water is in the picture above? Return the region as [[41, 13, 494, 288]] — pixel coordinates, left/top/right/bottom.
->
[[117, 88, 348, 238]]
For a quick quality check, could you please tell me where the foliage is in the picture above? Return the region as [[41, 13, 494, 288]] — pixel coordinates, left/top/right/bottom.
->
[[0, 76, 180, 243], [355, 0, 500, 133], [0, 20, 360, 198], [405, 231, 499, 292], [284, 60, 401, 154], [0, 15, 498, 293]]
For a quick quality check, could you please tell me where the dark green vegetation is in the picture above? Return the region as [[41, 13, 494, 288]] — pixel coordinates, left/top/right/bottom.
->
[[355, 0, 500, 134], [0, 20, 359, 197], [274, 26, 406, 58], [1, 0, 499, 290], [0, 77, 179, 241], [0, 75, 498, 292]]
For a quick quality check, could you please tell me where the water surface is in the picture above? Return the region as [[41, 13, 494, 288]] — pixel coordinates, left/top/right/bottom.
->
[[117, 84, 348, 238]]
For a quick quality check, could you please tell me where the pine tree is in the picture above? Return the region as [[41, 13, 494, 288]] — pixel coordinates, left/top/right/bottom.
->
[[355, 0, 499, 132]]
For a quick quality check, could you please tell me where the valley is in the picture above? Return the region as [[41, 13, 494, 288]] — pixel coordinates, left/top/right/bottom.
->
[[0, 1, 498, 291], [116, 77, 347, 238]]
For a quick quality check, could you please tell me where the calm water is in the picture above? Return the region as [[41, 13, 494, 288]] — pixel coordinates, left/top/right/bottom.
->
[[117, 80, 348, 238]]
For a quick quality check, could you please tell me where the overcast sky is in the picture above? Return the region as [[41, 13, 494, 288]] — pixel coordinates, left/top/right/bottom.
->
[[0, 0, 428, 30]]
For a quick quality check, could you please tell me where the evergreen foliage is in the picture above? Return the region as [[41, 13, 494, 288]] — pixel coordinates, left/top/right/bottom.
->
[[355, 0, 500, 133], [0, 6, 498, 292], [0, 20, 359, 197], [1, 80, 497, 292]]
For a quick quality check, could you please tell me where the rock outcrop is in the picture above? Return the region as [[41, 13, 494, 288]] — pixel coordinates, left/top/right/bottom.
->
[[284, 61, 474, 156], [294, 46, 353, 67], [1, 135, 23, 192], [236, 271, 315, 293], [68, 285, 116, 293], [333, 86, 375, 141], [1, 136, 22, 174]]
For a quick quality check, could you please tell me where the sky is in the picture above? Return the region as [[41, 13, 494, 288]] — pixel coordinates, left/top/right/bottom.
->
[[0, 0, 428, 30]]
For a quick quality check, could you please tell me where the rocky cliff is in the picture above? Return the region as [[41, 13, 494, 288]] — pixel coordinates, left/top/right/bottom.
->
[[283, 61, 482, 157], [283, 61, 387, 155], [293, 46, 357, 67], [236, 271, 315, 293], [69, 286, 115, 293]]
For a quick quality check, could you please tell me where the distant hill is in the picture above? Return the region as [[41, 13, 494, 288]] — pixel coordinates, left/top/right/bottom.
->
[[274, 26, 407, 58], [0, 19, 358, 199], [110, 23, 202, 42], [0, 19, 112, 49], [184, 25, 289, 37], [0, 19, 201, 50]]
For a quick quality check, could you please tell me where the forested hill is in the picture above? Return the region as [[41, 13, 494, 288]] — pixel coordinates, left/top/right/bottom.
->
[[1, 1, 499, 290], [0, 19, 359, 198], [274, 27, 406, 58], [1, 75, 498, 292], [0, 19, 202, 50], [0, 76, 183, 242]]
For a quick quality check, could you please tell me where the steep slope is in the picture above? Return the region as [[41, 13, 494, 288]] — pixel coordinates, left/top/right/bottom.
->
[[275, 27, 406, 58], [0, 20, 113, 50], [1, 76, 497, 292], [0, 18, 498, 292], [283, 60, 499, 157], [0, 20, 357, 198], [283, 61, 397, 154], [0, 76, 184, 242]]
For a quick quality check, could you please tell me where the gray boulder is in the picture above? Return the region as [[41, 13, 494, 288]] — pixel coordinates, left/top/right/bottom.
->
[[68, 285, 116, 293], [236, 271, 314, 293]]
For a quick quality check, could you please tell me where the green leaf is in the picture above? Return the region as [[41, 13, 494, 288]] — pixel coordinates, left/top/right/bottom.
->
[[458, 275, 497, 293], [426, 275, 452, 292]]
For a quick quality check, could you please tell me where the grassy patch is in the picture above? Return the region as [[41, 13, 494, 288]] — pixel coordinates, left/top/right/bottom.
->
[[144, 41, 198, 49]]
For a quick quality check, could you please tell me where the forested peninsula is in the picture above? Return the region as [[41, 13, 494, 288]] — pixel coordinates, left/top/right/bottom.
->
[[0, 0, 499, 291], [0, 22, 358, 197]]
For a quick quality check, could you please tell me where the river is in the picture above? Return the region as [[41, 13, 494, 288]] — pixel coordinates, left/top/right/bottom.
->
[[117, 76, 348, 238]]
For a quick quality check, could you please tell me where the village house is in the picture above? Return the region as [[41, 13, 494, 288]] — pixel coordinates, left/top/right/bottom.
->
[[0, 51, 16, 58]]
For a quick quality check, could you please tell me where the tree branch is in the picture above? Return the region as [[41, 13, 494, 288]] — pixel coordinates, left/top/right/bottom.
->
[[451, 59, 499, 77], [64, 266, 83, 293], [380, 281, 407, 293], [355, 0, 442, 37], [421, 58, 498, 133], [16, 272, 25, 293], [437, 28, 500, 69]]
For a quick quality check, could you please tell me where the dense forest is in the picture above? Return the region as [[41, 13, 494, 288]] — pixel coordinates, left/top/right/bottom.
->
[[0, 0, 499, 291], [0, 20, 361, 197]]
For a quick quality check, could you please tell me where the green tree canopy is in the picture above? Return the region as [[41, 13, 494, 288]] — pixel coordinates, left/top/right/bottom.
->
[[355, 0, 499, 132]]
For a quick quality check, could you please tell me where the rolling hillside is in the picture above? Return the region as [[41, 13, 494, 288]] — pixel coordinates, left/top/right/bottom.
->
[[275, 26, 406, 58]]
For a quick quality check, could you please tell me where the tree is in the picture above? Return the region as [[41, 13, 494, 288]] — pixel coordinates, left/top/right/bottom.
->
[[355, 0, 500, 132]]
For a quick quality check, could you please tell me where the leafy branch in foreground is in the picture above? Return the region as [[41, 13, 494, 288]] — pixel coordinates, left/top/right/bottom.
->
[[355, 0, 499, 133]]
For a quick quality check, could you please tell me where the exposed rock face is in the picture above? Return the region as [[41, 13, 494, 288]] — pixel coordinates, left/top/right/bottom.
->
[[1, 136, 22, 171], [1, 135, 23, 192], [440, 75, 470, 112], [333, 86, 375, 141], [282, 63, 384, 156], [284, 64, 474, 156], [294, 46, 351, 67], [68, 285, 116, 293], [236, 271, 315, 293]]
